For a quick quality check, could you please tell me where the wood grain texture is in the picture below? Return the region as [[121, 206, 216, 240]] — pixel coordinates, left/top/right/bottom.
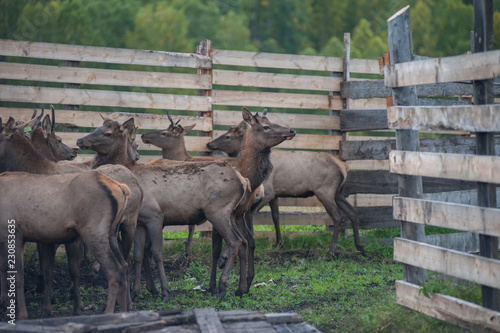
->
[[394, 238, 500, 289], [0, 39, 211, 68]]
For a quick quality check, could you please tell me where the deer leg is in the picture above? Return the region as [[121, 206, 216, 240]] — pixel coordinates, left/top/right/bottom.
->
[[131, 225, 147, 300], [209, 229, 223, 295], [40, 243, 56, 318], [142, 241, 158, 296], [268, 198, 282, 248], [148, 221, 170, 302], [335, 193, 365, 254], [180, 225, 195, 260], [315, 191, 344, 256], [65, 241, 83, 315], [118, 221, 135, 311], [243, 210, 256, 292]]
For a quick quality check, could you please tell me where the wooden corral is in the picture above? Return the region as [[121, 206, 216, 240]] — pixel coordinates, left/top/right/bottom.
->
[[0, 309, 320, 333], [385, 3, 500, 331]]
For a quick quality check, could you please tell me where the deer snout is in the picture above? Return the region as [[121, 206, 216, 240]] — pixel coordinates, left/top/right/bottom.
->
[[76, 138, 88, 150], [140, 134, 151, 144], [68, 149, 78, 160], [285, 129, 296, 140]]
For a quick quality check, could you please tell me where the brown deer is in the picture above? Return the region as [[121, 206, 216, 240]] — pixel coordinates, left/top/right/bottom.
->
[[77, 117, 253, 299], [0, 115, 143, 315], [30, 106, 77, 162], [144, 107, 296, 291], [0, 170, 130, 320], [206, 118, 365, 256]]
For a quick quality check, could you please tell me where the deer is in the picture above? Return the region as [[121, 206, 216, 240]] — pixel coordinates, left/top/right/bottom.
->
[[146, 107, 296, 291], [0, 114, 143, 315], [30, 106, 77, 162], [0, 168, 131, 320], [206, 116, 365, 256], [77, 117, 254, 300]]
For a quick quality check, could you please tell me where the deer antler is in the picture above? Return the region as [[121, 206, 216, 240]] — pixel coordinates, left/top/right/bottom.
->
[[262, 108, 269, 116], [166, 112, 175, 126], [50, 105, 56, 132]]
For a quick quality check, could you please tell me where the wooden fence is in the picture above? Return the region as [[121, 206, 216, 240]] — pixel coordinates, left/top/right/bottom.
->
[[385, 4, 500, 331]]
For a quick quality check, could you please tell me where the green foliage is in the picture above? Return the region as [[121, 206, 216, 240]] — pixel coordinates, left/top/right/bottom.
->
[[420, 276, 481, 305], [2, 0, 497, 59]]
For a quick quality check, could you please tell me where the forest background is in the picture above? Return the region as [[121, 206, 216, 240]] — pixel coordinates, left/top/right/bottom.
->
[[2, 0, 500, 61]]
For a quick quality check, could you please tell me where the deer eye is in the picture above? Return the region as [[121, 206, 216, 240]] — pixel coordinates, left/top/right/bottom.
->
[[225, 135, 231, 139], [58, 139, 62, 143], [263, 126, 270, 130], [161, 132, 167, 136], [105, 133, 112, 137]]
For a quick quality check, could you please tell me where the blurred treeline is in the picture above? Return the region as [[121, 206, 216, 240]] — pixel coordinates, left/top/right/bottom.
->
[[1, 0, 499, 59]]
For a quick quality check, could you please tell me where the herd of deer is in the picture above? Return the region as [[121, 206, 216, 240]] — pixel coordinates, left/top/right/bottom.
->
[[0, 106, 364, 320]]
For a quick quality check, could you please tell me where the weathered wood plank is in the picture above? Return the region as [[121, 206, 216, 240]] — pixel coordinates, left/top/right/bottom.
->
[[0, 85, 212, 111], [396, 280, 500, 332], [194, 308, 225, 333], [163, 222, 212, 233], [0, 62, 211, 90], [341, 80, 500, 99], [213, 110, 340, 130], [347, 98, 387, 109], [223, 321, 275, 333], [387, 104, 500, 132], [212, 69, 342, 92], [343, 169, 476, 196], [60, 132, 213, 152], [0, 39, 211, 68], [393, 196, 500, 237], [0, 108, 212, 132], [350, 58, 381, 75], [340, 137, 500, 160], [212, 49, 343, 72], [19, 311, 160, 327], [212, 90, 341, 110], [394, 238, 500, 289], [385, 49, 500, 87], [389, 151, 500, 184], [346, 159, 390, 171], [340, 109, 388, 131]]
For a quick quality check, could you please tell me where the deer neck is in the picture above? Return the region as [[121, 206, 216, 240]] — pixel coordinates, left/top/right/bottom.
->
[[92, 140, 135, 169], [4, 134, 56, 174], [161, 140, 192, 161], [235, 136, 272, 191]]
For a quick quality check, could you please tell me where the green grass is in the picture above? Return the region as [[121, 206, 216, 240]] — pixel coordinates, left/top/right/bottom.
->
[[38, 231, 487, 332]]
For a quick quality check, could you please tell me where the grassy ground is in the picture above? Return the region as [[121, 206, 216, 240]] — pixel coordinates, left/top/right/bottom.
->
[[23, 230, 487, 332]]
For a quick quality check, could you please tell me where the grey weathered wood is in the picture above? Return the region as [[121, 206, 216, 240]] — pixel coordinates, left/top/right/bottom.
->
[[223, 321, 275, 333], [396, 280, 500, 332], [0, 39, 211, 69], [387, 104, 500, 132], [390, 151, 500, 184], [385, 48, 500, 88], [388, 5, 427, 285], [194, 308, 225, 333], [340, 137, 500, 161], [473, 0, 500, 311], [339, 109, 388, 131], [340, 80, 494, 99], [212, 90, 341, 110], [394, 238, 500, 289], [0, 62, 211, 90], [0, 322, 92, 332], [0, 84, 211, 111], [213, 69, 342, 92], [393, 196, 500, 237], [212, 49, 344, 72]]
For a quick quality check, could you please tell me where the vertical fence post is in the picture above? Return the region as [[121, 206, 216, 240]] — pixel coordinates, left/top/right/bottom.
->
[[196, 39, 213, 157], [472, 0, 500, 311], [387, 6, 427, 285]]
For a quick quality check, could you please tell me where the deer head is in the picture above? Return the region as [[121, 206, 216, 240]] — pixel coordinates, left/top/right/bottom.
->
[[206, 121, 246, 157], [30, 106, 77, 161]]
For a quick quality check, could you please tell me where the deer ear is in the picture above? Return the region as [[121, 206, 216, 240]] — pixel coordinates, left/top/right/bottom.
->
[[121, 118, 135, 133], [41, 114, 52, 138], [5, 117, 16, 131], [235, 121, 247, 134], [181, 124, 196, 135], [242, 107, 256, 126]]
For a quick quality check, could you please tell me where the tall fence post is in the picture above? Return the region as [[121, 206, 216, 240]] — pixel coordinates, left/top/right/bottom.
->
[[196, 39, 213, 157], [387, 6, 427, 285], [472, 0, 500, 311]]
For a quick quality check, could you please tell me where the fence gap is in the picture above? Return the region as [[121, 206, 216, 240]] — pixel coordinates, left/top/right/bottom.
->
[[387, 5, 427, 285]]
